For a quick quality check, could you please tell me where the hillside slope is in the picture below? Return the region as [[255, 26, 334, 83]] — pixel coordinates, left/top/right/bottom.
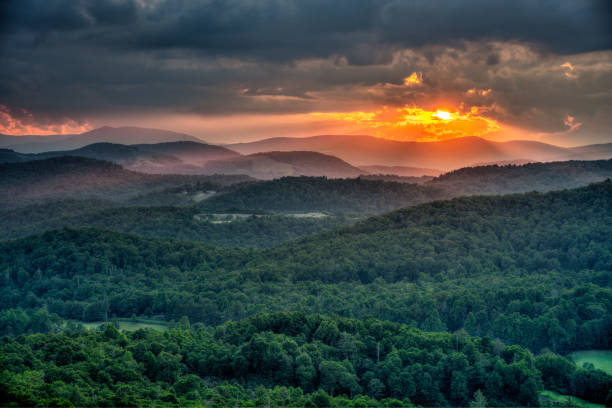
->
[[429, 159, 612, 195], [253, 180, 612, 283], [0, 126, 204, 153], [0, 182, 610, 357], [201, 151, 365, 179], [0, 157, 250, 208], [0, 141, 242, 174], [227, 135, 585, 169], [199, 176, 446, 213]]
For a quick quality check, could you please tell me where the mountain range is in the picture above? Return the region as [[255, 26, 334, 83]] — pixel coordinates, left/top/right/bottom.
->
[[0, 126, 203, 153], [227, 134, 612, 170], [0, 156, 250, 209], [1, 126, 611, 176], [0, 143, 363, 179], [201, 151, 364, 179]]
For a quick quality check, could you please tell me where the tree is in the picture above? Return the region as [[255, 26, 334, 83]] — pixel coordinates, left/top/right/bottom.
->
[[469, 389, 487, 408], [313, 320, 340, 344], [450, 371, 469, 406], [295, 353, 316, 392]]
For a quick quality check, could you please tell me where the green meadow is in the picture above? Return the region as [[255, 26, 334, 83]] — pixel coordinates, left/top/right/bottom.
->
[[78, 318, 168, 331], [539, 390, 604, 408], [568, 350, 612, 375]]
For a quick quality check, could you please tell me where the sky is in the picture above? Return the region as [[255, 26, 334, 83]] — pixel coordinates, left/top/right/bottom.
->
[[0, 0, 611, 146]]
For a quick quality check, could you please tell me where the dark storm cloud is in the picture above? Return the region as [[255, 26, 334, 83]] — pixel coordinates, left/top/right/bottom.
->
[[0, 0, 611, 142], [1, 0, 137, 32], [2, 0, 610, 59]]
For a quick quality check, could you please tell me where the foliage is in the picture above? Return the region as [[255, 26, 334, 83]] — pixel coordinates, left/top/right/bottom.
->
[[199, 176, 447, 214], [0, 203, 351, 247], [0, 157, 249, 209], [2, 312, 588, 407], [0, 182, 610, 355], [430, 159, 612, 196]]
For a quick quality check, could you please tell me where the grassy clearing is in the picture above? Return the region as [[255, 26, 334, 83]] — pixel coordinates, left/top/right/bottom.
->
[[78, 318, 168, 331], [539, 390, 603, 408], [568, 350, 612, 375]]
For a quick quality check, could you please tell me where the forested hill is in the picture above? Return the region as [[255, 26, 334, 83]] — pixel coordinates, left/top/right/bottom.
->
[[0, 203, 349, 247], [0, 156, 251, 208], [4, 311, 609, 408], [254, 180, 612, 283], [429, 159, 612, 195], [1, 182, 610, 356], [196, 160, 612, 214], [199, 176, 447, 213]]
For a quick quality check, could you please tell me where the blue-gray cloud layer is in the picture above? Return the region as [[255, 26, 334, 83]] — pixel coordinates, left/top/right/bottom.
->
[[0, 0, 611, 141]]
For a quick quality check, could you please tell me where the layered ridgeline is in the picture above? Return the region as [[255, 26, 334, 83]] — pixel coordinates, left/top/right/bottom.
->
[[199, 176, 447, 213], [1, 158, 612, 247], [200, 151, 365, 179], [0, 203, 349, 247], [227, 134, 612, 169], [198, 159, 612, 212], [429, 159, 612, 195], [6, 312, 610, 407], [0, 157, 251, 209], [3, 129, 612, 179], [1, 182, 610, 355], [0, 143, 366, 178], [0, 126, 205, 153]]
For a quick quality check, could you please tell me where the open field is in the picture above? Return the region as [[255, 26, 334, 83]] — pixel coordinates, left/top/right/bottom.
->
[[568, 350, 612, 375], [78, 318, 168, 331], [539, 390, 604, 408]]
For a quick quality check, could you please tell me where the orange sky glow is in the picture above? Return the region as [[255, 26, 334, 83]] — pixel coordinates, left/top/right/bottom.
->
[[311, 105, 502, 142], [0, 105, 92, 136]]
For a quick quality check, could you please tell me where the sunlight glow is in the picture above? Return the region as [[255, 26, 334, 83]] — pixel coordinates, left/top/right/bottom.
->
[[433, 110, 452, 120], [311, 105, 501, 141], [0, 104, 92, 135], [403, 72, 422, 86]]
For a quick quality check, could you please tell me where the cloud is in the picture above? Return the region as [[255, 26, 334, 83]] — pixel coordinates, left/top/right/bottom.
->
[[404, 72, 422, 86], [0, 0, 610, 144], [0, 105, 91, 135], [561, 62, 577, 78], [2, 0, 610, 59], [564, 114, 582, 132]]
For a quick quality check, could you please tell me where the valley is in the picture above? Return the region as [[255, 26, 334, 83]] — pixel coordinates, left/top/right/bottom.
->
[[0, 130, 610, 407]]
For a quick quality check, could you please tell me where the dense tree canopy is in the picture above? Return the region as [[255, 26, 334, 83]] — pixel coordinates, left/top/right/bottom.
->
[[1, 160, 611, 407], [1, 182, 610, 356], [0, 202, 351, 247], [4, 312, 609, 407]]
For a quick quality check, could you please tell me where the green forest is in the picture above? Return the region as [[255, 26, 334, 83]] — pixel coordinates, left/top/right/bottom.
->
[[3, 1, 611, 405], [1, 159, 611, 406], [2, 312, 611, 407]]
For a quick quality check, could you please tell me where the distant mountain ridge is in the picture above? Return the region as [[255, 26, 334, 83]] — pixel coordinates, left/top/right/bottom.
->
[[227, 134, 612, 170], [0, 144, 364, 179], [0, 141, 241, 174], [0, 126, 204, 153], [0, 156, 251, 209], [3, 126, 611, 175], [202, 151, 365, 179], [428, 159, 612, 195], [359, 165, 442, 177]]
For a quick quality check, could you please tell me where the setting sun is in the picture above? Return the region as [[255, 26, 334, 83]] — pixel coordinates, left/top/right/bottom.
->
[[433, 110, 452, 120], [311, 105, 500, 141]]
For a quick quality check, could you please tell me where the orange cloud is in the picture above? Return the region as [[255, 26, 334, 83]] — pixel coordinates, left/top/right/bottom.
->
[[467, 88, 492, 96], [560, 62, 577, 79], [564, 114, 582, 132], [403, 72, 422, 86], [311, 105, 501, 141], [0, 105, 91, 135]]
